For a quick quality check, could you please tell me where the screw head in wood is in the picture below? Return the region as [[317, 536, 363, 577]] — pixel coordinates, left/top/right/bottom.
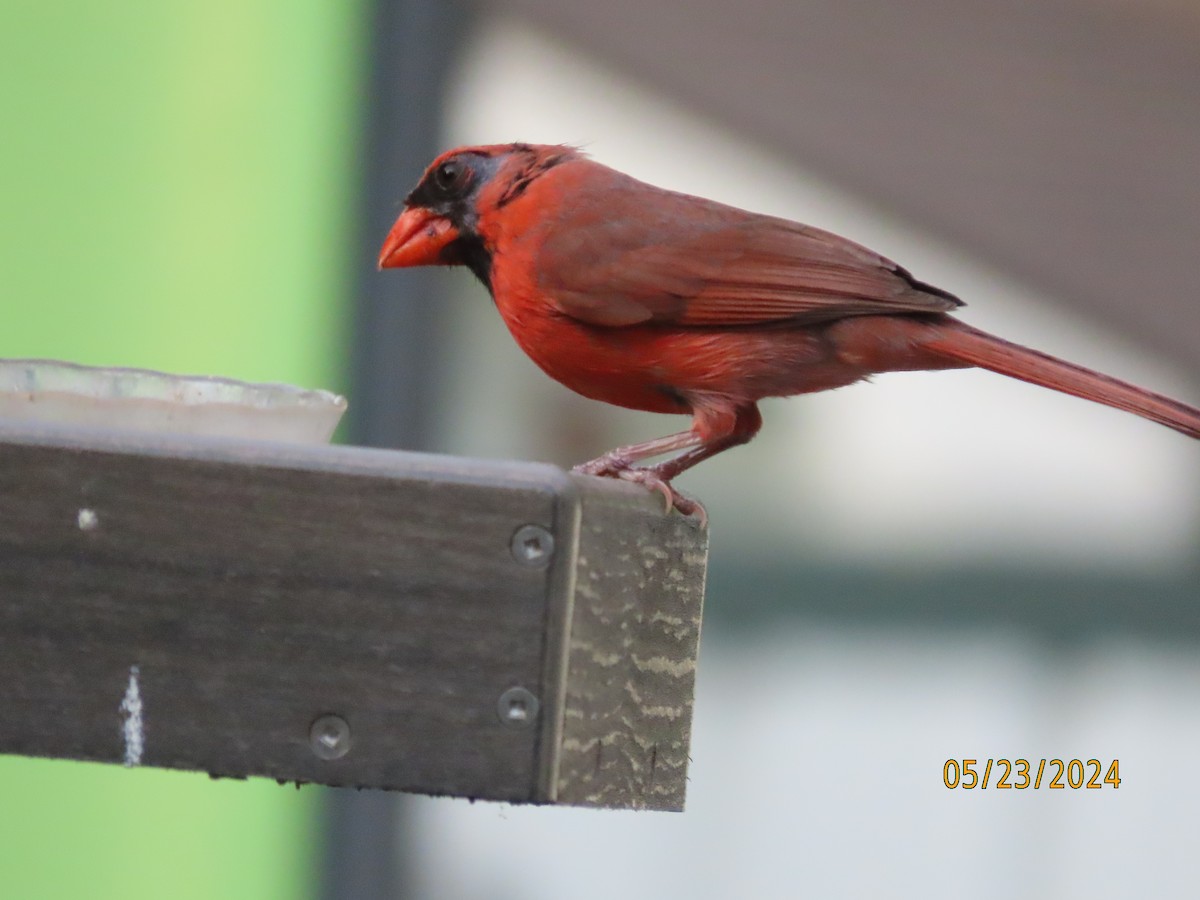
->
[[497, 686, 539, 727], [510, 524, 554, 567], [309, 714, 352, 760]]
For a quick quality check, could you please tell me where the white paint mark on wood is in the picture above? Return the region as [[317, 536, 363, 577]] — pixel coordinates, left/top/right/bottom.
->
[[630, 654, 694, 677], [120, 665, 144, 766]]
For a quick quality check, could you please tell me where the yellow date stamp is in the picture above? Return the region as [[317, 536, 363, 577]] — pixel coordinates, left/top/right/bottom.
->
[[943, 758, 1121, 790]]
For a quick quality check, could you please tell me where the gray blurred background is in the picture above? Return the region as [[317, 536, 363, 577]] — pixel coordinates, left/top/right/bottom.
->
[[366, 3, 1200, 898]]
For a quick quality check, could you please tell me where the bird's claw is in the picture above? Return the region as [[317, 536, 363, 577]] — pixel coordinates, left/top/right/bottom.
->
[[608, 466, 676, 514], [658, 484, 707, 526], [572, 454, 632, 478], [572, 460, 707, 525]]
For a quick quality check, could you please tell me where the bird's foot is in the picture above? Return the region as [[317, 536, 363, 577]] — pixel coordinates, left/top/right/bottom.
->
[[572, 458, 707, 525], [572, 452, 633, 478]]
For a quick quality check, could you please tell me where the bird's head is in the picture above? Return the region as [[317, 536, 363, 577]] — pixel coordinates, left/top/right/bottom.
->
[[378, 142, 579, 287]]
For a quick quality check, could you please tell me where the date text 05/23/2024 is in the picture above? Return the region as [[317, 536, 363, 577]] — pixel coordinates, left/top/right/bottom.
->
[[943, 759, 1121, 790]]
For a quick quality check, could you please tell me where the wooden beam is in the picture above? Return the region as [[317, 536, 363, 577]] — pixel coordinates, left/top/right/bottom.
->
[[0, 423, 706, 811]]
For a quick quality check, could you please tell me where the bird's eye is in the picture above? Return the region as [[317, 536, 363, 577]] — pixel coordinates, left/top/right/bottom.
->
[[431, 159, 468, 196]]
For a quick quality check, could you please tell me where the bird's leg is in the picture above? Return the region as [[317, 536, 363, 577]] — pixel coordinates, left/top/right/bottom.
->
[[573, 429, 703, 476], [573, 429, 704, 513], [650, 406, 761, 478], [573, 404, 762, 521], [650, 440, 740, 481], [573, 432, 700, 513]]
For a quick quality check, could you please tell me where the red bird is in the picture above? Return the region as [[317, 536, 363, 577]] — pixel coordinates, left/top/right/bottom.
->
[[380, 143, 1200, 516]]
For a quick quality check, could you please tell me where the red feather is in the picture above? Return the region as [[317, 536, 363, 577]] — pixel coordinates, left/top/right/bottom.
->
[[380, 143, 1200, 517], [529, 159, 962, 328]]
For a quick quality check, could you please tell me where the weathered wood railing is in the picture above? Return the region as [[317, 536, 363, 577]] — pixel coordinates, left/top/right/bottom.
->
[[0, 422, 707, 811]]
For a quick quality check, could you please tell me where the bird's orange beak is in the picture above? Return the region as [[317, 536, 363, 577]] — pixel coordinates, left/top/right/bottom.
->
[[377, 207, 459, 269]]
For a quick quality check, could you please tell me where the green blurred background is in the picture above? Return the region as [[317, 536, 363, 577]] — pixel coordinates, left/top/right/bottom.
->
[[0, 2, 366, 897]]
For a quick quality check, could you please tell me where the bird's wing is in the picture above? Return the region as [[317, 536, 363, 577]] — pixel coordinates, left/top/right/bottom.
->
[[533, 166, 961, 328]]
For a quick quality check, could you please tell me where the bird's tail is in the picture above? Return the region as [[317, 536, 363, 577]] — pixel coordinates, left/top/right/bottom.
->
[[921, 320, 1200, 439]]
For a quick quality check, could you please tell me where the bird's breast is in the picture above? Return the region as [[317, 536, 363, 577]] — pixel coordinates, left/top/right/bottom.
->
[[490, 272, 688, 414]]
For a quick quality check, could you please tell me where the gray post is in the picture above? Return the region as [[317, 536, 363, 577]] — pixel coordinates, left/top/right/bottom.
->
[[329, 1, 474, 897]]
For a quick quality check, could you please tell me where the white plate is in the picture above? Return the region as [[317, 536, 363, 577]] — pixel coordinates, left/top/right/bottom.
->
[[0, 359, 347, 444]]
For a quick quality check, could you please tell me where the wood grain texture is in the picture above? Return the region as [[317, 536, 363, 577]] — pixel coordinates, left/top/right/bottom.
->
[[0, 423, 576, 802], [0, 422, 708, 809], [556, 476, 708, 811]]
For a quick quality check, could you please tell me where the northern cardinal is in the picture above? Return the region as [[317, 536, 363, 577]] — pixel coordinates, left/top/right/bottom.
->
[[379, 143, 1200, 516]]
